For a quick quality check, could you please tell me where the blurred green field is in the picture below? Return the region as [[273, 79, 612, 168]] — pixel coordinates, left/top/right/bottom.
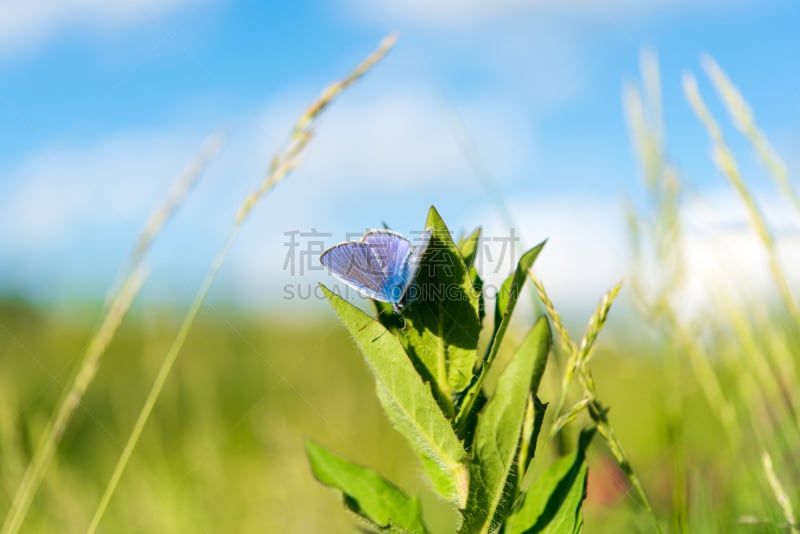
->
[[0, 297, 660, 532], [2, 293, 795, 532], [0, 298, 416, 532]]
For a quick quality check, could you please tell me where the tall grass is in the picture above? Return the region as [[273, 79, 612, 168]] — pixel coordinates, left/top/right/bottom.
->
[[86, 34, 397, 533], [1, 36, 395, 534], [533, 273, 663, 532], [1, 134, 224, 534], [626, 51, 800, 530]]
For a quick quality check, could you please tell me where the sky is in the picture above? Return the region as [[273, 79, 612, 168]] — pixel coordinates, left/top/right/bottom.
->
[[1, 0, 799, 317]]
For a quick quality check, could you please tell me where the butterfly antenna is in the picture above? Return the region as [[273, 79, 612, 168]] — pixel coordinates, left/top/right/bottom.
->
[[372, 329, 391, 342]]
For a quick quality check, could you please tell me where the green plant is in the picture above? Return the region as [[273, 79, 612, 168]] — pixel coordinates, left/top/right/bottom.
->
[[306, 206, 600, 533]]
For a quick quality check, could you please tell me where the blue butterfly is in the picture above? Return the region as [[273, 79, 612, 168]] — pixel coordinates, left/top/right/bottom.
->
[[320, 229, 432, 313]]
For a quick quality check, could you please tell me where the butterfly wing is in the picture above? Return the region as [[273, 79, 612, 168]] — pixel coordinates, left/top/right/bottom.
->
[[361, 230, 413, 303], [320, 242, 389, 302]]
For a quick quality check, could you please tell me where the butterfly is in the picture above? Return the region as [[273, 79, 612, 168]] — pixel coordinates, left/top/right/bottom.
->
[[320, 229, 432, 313]]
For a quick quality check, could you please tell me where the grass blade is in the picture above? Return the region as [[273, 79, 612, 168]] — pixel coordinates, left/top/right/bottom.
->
[[0, 267, 147, 534], [1, 132, 224, 534], [86, 35, 397, 533], [683, 72, 800, 325], [701, 56, 800, 216], [110, 132, 226, 300], [762, 450, 797, 529]]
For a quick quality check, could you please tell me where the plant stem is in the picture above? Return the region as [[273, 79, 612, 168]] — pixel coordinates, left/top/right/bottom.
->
[[593, 408, 663, 534]]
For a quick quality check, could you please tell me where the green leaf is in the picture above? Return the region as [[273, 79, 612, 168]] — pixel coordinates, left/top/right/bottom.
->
[[471, 271, 486, 327], [459, 316, 552, 533], [455, 241, 546, 433], [505, 427, 595, 534], [458, 227, 486, 326], [305, 440, 428, 533], [400, 206, 481, 406], [488, 241, 546, 366], [517, 395, 548, 491], [457, 389, 486, 454], [322, 285, 470, 508], [458, 227, 482, 270]]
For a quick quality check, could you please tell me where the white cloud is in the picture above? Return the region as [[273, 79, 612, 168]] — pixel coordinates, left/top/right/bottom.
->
[[0, 0, 200, 56], [479, 188, 800, 322], [478, 195, 629, 320], [0, 84, 535, 301], [304, 87, 533, 189], [232, 183, 800, 319], [0, 130, 203, 250], [679, 189, 800, 307], [221, 84, 535, 240]]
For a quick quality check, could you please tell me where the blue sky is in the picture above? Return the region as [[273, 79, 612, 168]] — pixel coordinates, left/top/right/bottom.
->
[[1, 0, 799, 314]]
